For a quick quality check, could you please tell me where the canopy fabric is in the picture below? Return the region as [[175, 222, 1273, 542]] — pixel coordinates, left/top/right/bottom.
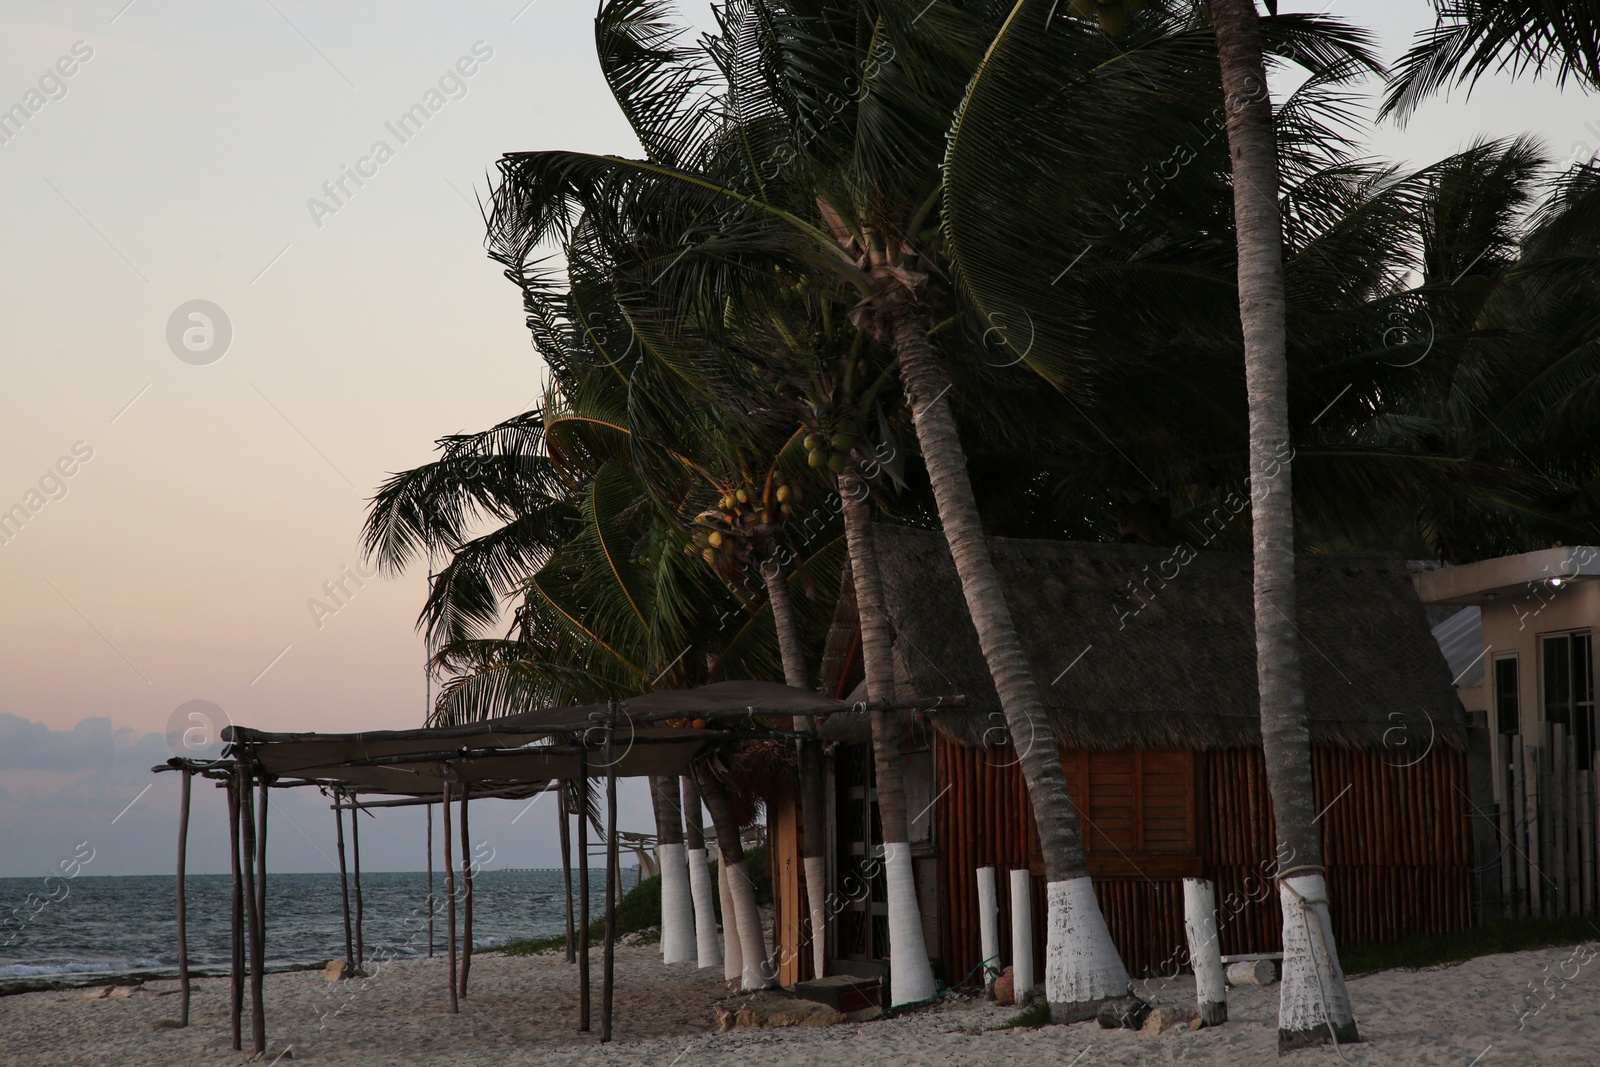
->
[[218, 681, 849, 798]]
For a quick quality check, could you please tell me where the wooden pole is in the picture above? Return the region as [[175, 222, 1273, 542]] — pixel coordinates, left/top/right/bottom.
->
[[227, 770, 243, 1051], [427, 803, 435, 958], [578, 759, 591, 1033], [460, 782, 474, 996], [239, 758, 265, 1055], [560, 782, 575, 964], [335, 794, 354, 967], [443, 781, 458, 1014], [602, 708, 619, 1042], [256, 777, 269, 975], [177, 768, 192, 1028], [352, 794, 366, 971]]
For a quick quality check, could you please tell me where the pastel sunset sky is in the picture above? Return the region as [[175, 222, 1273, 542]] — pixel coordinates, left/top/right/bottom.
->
[[1, 0, 1594, 878]]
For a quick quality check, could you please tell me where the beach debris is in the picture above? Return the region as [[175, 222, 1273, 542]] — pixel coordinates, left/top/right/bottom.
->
[[1141, 1005, 1200, 1035], [324, 960, 350, 982], [1225, 959, 1276, 987], [1095, 995, 1152, 1030], [715, 991, 848, 1031], [992, 965, 1015, 1006]]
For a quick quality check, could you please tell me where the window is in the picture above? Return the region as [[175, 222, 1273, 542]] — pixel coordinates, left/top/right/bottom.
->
[[1494, 655, 1520, 736], [1541, 631, 1595, 769], [1056, 749, 1200, 878]]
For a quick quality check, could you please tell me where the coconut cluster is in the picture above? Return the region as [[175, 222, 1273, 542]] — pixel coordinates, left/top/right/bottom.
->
[[804, 425, 856, 475], [687, 471, 804, 567]]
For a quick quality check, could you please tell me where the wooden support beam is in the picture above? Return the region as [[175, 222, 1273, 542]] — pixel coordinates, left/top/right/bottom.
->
[[227, 772, 243, 1051], [560, 782, 575, 964], [460, 783, 474, 996], [602, 707, 619, 1043], [352, 792, 365, 970], [427, 804, 435, 959], [443, 781, 458, 1014], [177, 768, 192, 1028], [255, 775, 270, 1052], [578, 756, 591, 1033], [239, 758, 265, 1055], [335, 793, 354, 968]]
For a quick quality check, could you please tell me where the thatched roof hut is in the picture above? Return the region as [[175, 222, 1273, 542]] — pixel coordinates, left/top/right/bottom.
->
[[787, 526, 1487, 984], [847, 524, 1464, 752]]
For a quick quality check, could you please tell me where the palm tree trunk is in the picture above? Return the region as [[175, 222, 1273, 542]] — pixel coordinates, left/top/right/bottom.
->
[[840, 471, 936, 1006], [695, 762, 772, 990], [1209, 0, 1358, 1051], [764, 555, 830, 979], [680, 775, 723, 970], [650, 775, 696, 964], [891, 305, 1129, 1020]]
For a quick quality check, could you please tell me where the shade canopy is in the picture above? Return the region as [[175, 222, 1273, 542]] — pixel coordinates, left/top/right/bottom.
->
[[218, 680, 854, 797]]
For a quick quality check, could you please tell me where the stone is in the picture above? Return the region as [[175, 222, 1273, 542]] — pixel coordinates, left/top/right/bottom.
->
[[1142, 1005, 1199, 1035], [1226, 959, 1276, 987], [714, 991, 848, 1030], [1096, 995, 1152, 1030], [993, 965, 1014, 1006], [324, 960, 349, 982]]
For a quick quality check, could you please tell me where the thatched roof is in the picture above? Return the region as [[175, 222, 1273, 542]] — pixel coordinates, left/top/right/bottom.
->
[[866, 525, 1465, 752]]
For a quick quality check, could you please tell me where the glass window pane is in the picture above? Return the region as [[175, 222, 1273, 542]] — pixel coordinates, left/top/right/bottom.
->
[[1495, 657, 1520, 735], [1544, 636, 1572, 725]]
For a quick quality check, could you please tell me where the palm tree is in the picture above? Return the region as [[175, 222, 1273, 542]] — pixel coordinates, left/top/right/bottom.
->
[[1203, 0, 1360, 1050], [944, 0, 1388, 1043], [487, 0, 1145, 1011], [1383, 2, 1600, 123]]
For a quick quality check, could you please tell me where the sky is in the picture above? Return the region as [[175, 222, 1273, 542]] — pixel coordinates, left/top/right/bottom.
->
[[1, 0, 1597, 880]]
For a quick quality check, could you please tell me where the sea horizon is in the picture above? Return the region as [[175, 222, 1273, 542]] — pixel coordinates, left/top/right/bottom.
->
[[1, 869, 634, 988]]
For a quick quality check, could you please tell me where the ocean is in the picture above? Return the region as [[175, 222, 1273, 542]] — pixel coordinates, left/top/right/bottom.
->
[[0, 869, 625, 989]]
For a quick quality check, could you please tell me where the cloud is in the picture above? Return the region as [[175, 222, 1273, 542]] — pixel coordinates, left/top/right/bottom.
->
[[0, 713, 113, 770]]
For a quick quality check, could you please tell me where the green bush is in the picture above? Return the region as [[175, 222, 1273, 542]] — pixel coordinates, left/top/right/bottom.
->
[[500, 844, 773, 957], [502, 872, 662, 956]]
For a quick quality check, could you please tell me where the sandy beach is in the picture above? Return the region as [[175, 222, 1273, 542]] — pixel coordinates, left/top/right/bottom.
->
[[1, 941, 1592, 1066]]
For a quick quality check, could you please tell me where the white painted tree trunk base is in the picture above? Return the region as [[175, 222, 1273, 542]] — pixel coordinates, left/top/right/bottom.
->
[[1277, 874, 1360, 1051], [1008, 868, 1034, 1003], [884, 845, 936, 1006], [1044, 877, 1132, 1023], [1183, 877, 1228, 1027], [976, 866, 1000, 990], [658, 842, 696, 964], [803, 855, 827, 980], [726, 860, 772, 991], [687, 847, 721, 970], [718, 860, 741, 983]]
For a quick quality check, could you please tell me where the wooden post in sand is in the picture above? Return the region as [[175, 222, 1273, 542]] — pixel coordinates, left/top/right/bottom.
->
[[177, 767, 192, 1028], [227, 771, 243, 1051], [443, 781, 458, 1014], [601, 704, 619, 1043], [352, 794, 365, 971], [427, 803, 435, 958], [578, 754, 591, 1033], [560, 782, 575, 964], [239, 757, 265, 1055], [335, 794, 355, 968], [256, 776, 269, 978], [460, 782, 474, 996]]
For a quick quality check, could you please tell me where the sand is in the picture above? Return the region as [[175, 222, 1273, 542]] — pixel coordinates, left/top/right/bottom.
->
[[1, 942, 1593, 1066]]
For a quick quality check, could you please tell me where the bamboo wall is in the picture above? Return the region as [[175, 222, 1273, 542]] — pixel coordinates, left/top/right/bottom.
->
[[936, 738, 1476, 984]]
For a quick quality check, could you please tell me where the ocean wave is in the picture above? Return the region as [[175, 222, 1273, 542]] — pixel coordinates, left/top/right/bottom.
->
[[0, 958, 165, 979]]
